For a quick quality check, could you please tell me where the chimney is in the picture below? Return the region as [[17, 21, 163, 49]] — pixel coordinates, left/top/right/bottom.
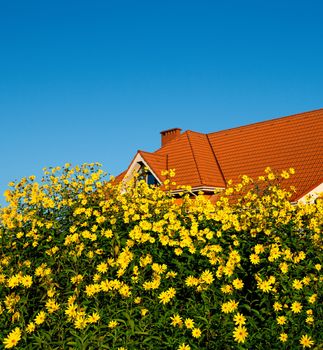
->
[[160, 128, 182, 147]]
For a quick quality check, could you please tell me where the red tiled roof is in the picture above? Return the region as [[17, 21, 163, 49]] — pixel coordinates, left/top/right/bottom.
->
[[117, 108, 323, 201], [207, 109, 323, 201], [155, 131, 225, 188]]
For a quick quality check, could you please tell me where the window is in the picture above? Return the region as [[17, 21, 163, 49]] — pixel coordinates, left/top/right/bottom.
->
[[137, 162, 159, 186], [147, 172, 159, 185]]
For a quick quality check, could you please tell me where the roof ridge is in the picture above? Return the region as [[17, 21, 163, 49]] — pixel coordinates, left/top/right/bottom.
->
[[208, 108, 323, 136], [293, 179, 323, 202], [185, 129, 206, 136], [186, 131, 203, 186], [155, 130, 204, 153], [206, 133, 226, 185]]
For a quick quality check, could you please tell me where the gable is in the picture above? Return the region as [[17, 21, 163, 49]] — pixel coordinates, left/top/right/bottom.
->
[[120, 151, 166, 188]]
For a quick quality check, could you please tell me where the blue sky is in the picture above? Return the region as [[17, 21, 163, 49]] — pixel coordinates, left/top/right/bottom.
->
[[1, 0, 322, 206]]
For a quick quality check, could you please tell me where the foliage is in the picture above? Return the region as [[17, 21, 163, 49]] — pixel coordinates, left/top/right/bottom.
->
[[0, 164, 322, 349]]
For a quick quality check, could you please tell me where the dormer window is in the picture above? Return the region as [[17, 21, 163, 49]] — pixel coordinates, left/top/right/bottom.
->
[[137, 162, 159, 186], [121, 151, 163, 190]]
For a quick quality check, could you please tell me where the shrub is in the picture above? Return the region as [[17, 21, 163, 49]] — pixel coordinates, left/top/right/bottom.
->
[[0, 164, 322, 349]]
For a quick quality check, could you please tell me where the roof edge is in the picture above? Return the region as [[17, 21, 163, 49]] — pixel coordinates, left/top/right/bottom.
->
[[294, 180, 323, 202], [208, 108, 323, 136]]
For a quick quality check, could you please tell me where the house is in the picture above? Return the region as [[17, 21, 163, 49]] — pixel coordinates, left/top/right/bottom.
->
[[116, 109, 323, 203]]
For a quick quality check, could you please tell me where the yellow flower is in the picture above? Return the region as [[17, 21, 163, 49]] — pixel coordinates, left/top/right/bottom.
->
[[250, 254, 260, 264], [67, 295, 76, 305], [298, 251, 306, 260], [7, 275, 20, 289], [108, 320, 118, 328], [26, 322, 36, 333], [279, 333, 288, 342], [233, 313, 246, 326], [21, 275, 33, 288], [221, 284, 233, 294], [158, 287, 176, 304], [141, 308, 148, 316], [232, 278, 244, 290], [273, 302, 282, 312], [45, 299, 60, 313], [3, 327, 22, 349], [221, 299, 239, 314], [96, 262, 108, 273], [281, 170, 290, 179], [200, 270, 214, 284], [291, 301, 302, 314], [170, 314, 182, 327], [279, 262, 288, 274], [292, 279, 303, 290], [191, 327, 202, 338], [305, 316, 314, 324], [152, 263, 167, 274], [233, 326, 248, 343], [134, 297, 141, 304], [257, 279, 273, 293], [276, 316, 287, 325], [184, 318, 194, 329], [178, 344, 191, 350], [254, 244, 265, 254], [299, 334, 314, 348], [87, 312, 100, 323], [74, 316, 88, 329], [71, 274, 84, 284], [34, 310, 46, 325], [185, 276, 199, 287], [268, 173, 275, 180], [302, 276, 310, 285], [47, 288, 56, 297], [166, 271, 178, 279], [308, 294, 317, 304], [102, 229, 113, 238], [85, 283, 101, 297]]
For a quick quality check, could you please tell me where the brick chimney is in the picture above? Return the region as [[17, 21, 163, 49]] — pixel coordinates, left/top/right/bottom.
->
[[160, 128, 182, 147]]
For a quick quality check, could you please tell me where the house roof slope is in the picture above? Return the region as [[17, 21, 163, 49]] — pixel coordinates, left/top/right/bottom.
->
[[207, 109, 323, 201], [155, 131, 202, 188], [154, 131, 226, 188], [185, 131, 226, 187]]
